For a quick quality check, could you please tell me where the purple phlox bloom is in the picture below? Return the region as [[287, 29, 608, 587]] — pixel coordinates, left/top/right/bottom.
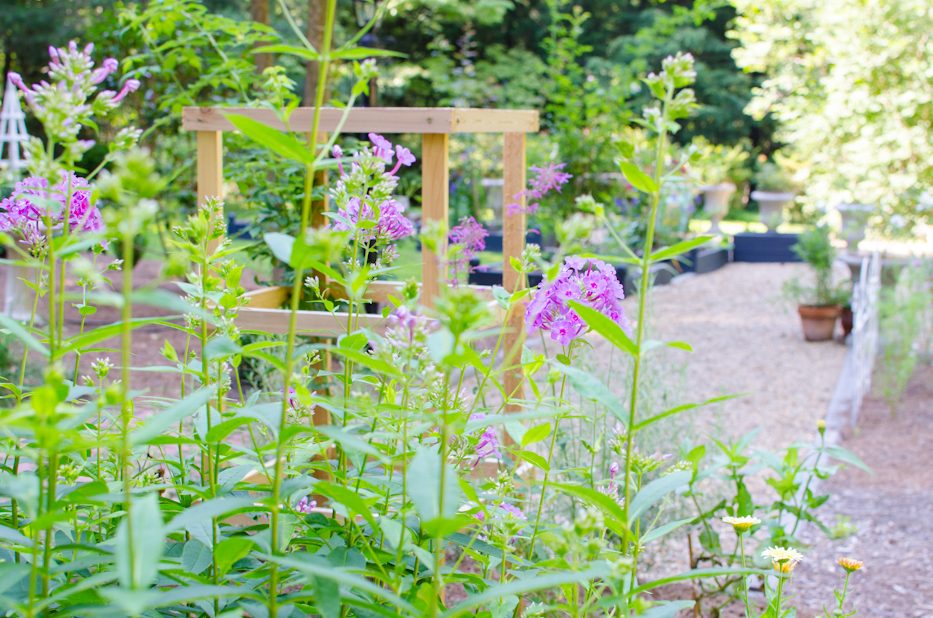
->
[[448, 216, 488, 284], [506, 161, 572, 215], [90, 58, 119, 85], [469, 413, 501, 468], [368, 132, 394, 163], [295, 496, 317, 514], [386, 305, 419, 344], [525, 257, 627, 346], [375, 199, 414, 240], [332, 144, 345, 176], [0, 172, 104, 243], [389, 144, 416, 175], [110, 79, 140, 104], [287, 386, 299, 410], [331, 197, 373, 233], [498, 502, 527, 520], [607, 461, 620, 495]]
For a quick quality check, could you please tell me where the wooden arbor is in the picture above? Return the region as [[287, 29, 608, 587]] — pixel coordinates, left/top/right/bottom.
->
[[181, 106, 539, 404]]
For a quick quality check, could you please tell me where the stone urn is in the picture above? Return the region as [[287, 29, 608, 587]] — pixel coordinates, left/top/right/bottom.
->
[[3, 261, 39, 322], [836, 203, 873, 250], [700, 182, 736, 234], [751, 190, 795, 231]]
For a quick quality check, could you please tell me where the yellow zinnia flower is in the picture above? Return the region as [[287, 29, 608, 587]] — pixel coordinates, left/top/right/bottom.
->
[[722, 515, 761, 533], [762, 546, 803, 573], [836, 557, 863, 573]]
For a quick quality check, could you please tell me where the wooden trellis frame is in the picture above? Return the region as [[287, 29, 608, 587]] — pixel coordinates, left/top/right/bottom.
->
[[181, 106, 539, 413]]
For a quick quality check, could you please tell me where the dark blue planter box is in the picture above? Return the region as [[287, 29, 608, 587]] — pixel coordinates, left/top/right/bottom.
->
[[733, 232, 800, 263], [227, 214, 252, 239], [683, 246, 731, 273], [483, 230, 543, 253], [468, 263, 626, 289]]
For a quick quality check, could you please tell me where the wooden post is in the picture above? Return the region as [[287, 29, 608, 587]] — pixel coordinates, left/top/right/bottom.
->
[[502, 132, 526, 415], [421, 133, 449, 307], [196, 131, 224, 207]]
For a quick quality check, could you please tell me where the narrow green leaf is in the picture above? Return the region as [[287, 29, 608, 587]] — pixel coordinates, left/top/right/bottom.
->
[[633, 395, 737, 432], [521, 423, 551, 447], [824, 445, 872, 474], [640, 517, 693, 545], [568, 300, 638, 356], [0, 314, 48, 357], [553, 483, 629, 537], [649, 235, 713, 263], [630, 567, 770, 596], [619, 161, 659, 194], [225, 113, 314, 164], [331, 47, 405, 60], [254, 43, 318, 61], [131, 388, 214, 446], [552, 363, 627, 426], [629, 471, 691, 524]]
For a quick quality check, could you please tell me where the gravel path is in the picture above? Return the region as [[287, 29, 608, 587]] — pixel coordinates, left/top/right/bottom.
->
[[609, 262, 847, 453], [793, 365, 933, 617]]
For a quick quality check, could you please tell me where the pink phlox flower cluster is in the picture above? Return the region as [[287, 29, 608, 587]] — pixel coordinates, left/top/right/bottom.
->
[[329, 135, 416, 243], [9, 41, 138, 114], [286, 386, 299, 410], [498, 502, 526, 520], [448, 216, 488, 284], [295, 496, 317, 514], [506, 161, 572, 215], [606, 461, 620, 496], [469, 413, 501, 468], [0, 172, 104, 244], [525, 257, 627, 346]]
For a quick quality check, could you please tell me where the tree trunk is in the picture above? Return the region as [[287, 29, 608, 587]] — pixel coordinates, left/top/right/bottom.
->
[[304, 0, 327, 104], [250, 0, 272, 73]]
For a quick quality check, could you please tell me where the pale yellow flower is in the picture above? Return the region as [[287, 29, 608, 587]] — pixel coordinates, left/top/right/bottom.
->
[[762, 546, 803, 573], [836, 557, 863, 573], [722, 515, 761, 533]]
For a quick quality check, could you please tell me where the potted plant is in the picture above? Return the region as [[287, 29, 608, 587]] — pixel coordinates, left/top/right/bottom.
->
[[751, 161, 796, 231], [784, 224, 842, 341]]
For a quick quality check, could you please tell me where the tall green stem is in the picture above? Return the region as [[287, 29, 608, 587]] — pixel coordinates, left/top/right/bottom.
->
[[621, 86, 672, 553], [268, 2, 336, 615]]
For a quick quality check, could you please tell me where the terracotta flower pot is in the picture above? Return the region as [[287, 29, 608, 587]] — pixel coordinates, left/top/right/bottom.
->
[[797, 304, 841, 341]]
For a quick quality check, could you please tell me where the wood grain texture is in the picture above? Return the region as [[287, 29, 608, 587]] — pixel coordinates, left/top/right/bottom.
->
[[502, 132, 527, 424], [420, 133, 450, 307], [196, 131, 224, 207], [182, 107, 539, 134]]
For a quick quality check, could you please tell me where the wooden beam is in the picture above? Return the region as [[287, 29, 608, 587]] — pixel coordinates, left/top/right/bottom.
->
[[502, 132, 527, 424], [421, 133, 449, 308], [182, 107, 540, 134]]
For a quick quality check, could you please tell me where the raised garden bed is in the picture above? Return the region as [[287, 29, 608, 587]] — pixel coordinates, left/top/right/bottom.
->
[[677, 245, 731, 274], [484, 230, 543, 252], [733, 231, 801, 263]]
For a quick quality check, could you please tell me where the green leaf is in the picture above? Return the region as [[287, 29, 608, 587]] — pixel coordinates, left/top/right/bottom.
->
[[165, 497, 257, 542], [408, 446, 462, 521], [225, 113, 314, 164], [331, 47, 405, 60], [513, 449, 549, 471], [649, 235, 713, 263], [439, 563, 610, 618], [552, 363, 626, 426], [131, 388, 214, 446], [630, 567, 769, 596], [553, 483, 629, 538], [633, 395, 737, 432], [640, 517, 693, 545], [521, 423, 551, 447], [270, 554, 417, 615], [629, 471, 691, 524], [114, 492, 163, 589], [0, 314, 48, 357], [314, 482, 380, 532], [824, 445, 872, 473], [180, 540, 212, 575], [264, 232, 294, 265], [254, 43, 318, 61], [619, 161, 659, 194], [568, 300, 638, 356], [214, 537, 254, 576]]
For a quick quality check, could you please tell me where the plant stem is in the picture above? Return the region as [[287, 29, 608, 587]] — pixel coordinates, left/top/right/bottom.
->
[[738, 533, 751, 618], [621, 85, 672, 554]]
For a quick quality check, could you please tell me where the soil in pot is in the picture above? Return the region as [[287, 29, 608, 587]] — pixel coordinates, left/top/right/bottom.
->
[[797, 304, 841, 342]]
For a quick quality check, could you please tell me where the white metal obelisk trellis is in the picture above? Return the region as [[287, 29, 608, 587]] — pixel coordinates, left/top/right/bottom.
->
[[0, 75, 29, 179], [0, 75, 35, 321]]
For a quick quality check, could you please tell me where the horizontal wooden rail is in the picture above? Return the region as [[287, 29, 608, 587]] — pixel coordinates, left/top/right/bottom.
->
[[182, 106, 539, 134]]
